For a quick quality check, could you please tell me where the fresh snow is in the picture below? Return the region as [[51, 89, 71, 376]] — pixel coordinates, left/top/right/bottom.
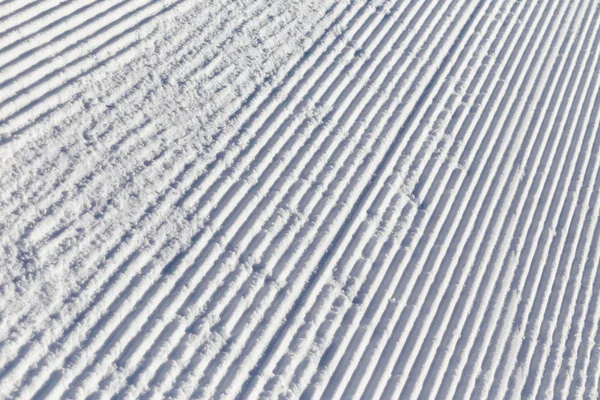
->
[[1, 0, 600, 398]]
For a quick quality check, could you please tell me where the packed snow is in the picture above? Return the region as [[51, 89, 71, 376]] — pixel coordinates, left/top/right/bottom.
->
[[1, 0, 600, 398]]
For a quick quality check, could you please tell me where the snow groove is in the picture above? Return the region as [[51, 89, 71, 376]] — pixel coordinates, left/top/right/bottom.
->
[[1, 0, 600, 398]]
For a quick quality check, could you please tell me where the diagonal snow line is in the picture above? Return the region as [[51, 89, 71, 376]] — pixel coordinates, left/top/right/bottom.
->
[[0, 0, 352, 380], [74, 0, 436, 396], [2, 0, 600, 398], [258, 1, 518, 397], [214, 0, 489, 398], [440, 0, 592, 396], [1, 0, 390, 396]]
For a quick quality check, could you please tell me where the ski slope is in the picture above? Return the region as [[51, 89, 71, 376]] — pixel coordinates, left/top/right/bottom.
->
[[1, 0, 600, 397]]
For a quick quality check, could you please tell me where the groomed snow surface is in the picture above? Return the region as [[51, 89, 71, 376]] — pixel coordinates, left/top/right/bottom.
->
[[1, 0, 600, 398]]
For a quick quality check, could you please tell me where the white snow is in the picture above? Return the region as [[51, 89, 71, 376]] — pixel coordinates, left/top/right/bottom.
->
[[1, 0, 599, 398]]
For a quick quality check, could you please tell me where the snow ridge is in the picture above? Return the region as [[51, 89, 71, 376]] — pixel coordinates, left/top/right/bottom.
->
[[1, 0, 600, 398]]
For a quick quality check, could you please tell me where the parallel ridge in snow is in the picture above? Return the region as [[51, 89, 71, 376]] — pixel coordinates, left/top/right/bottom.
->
[[1, 0, 600, 398]]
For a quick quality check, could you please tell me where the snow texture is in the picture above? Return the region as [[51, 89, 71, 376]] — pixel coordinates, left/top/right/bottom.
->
[[1, 0, 600, 398]]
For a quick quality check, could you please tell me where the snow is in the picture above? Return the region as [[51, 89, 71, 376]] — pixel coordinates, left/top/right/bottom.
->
[[1, 0, 599, 398]]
